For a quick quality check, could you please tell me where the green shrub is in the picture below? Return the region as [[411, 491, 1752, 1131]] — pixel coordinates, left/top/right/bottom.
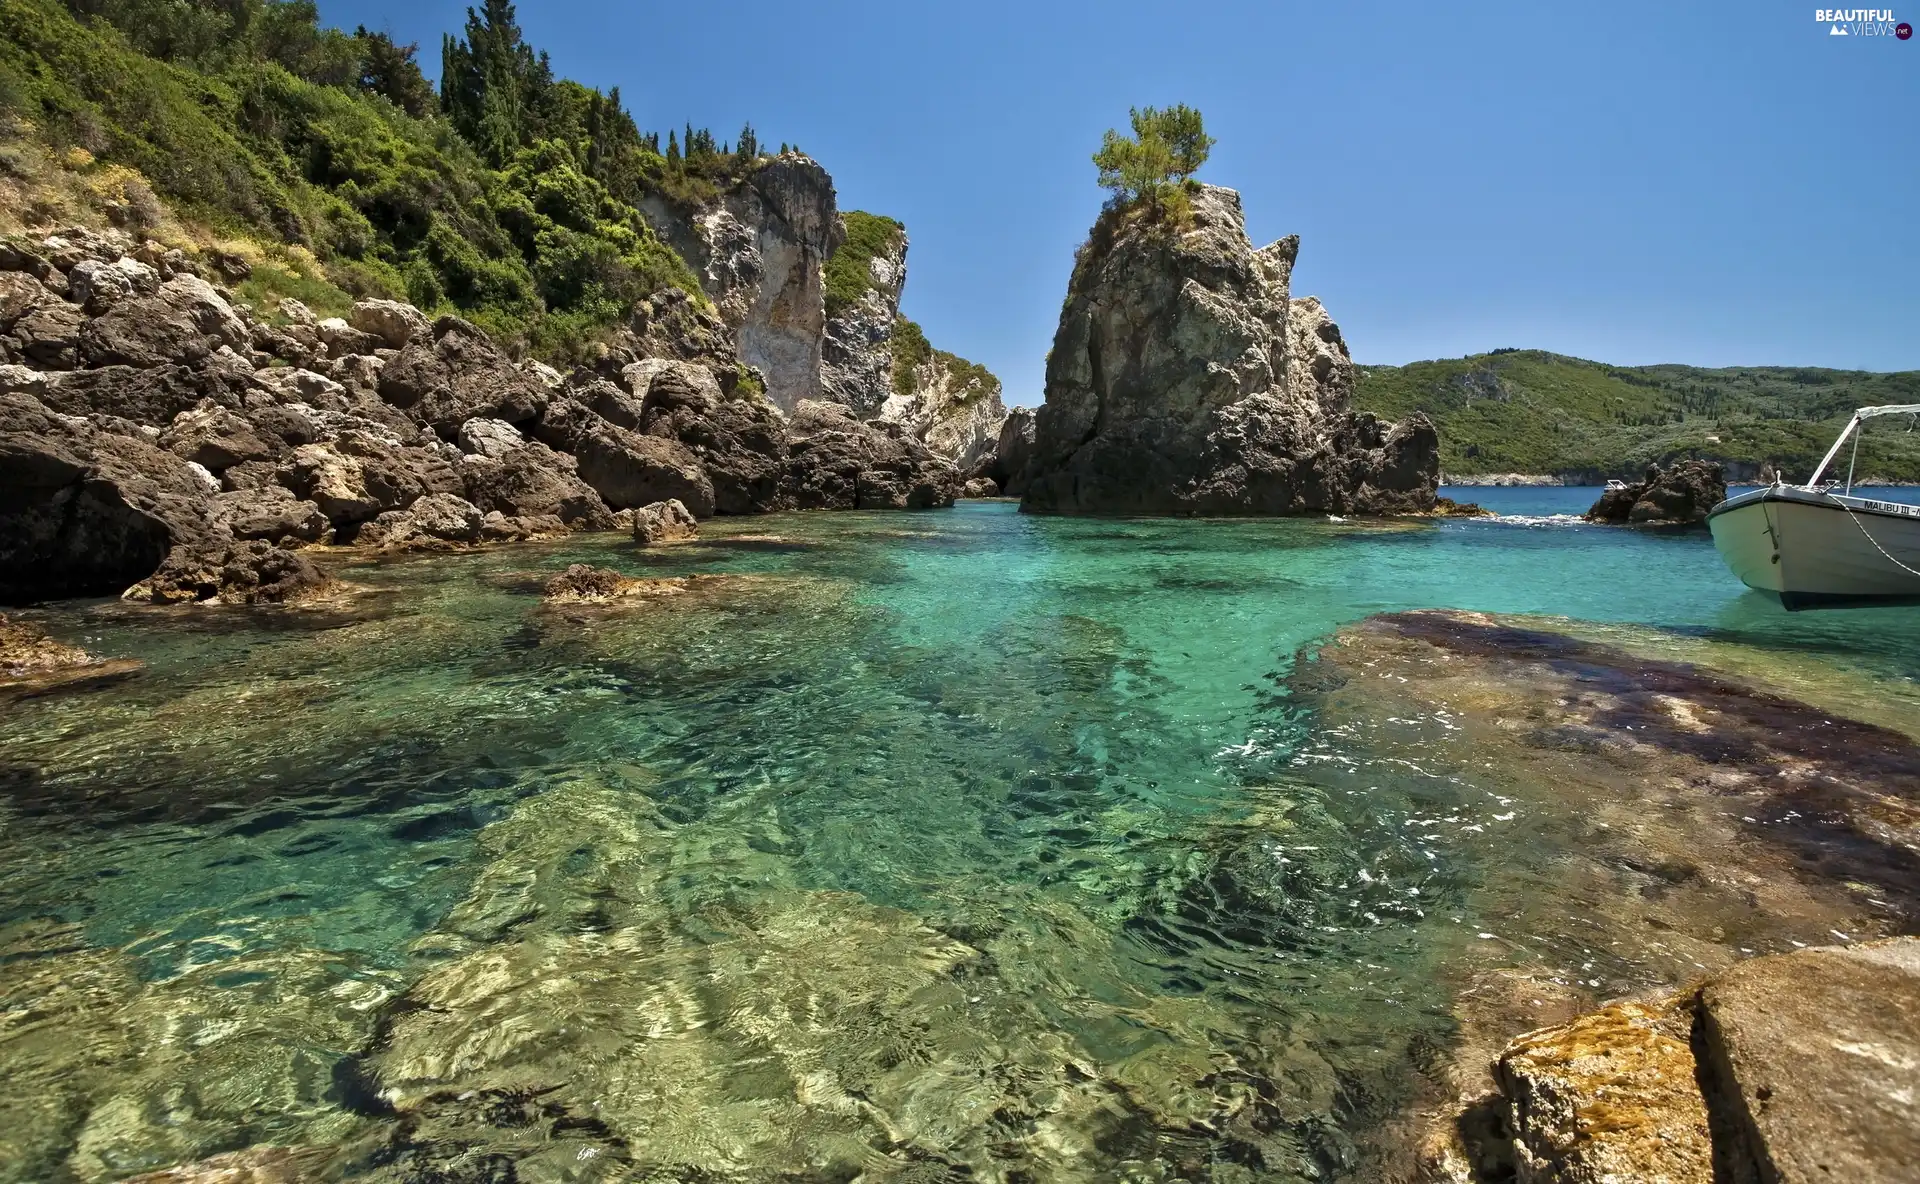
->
[[0, 0, 706, 361], [824, 210, 903, 318]]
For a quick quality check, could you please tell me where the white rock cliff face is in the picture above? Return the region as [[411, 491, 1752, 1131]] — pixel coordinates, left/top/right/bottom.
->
[[640, 154, 843, 414], [878, 361, 1006, 473], [820, 234, 907, 419]]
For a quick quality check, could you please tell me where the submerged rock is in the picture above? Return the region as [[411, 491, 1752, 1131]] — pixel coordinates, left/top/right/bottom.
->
[[1021, 186, 1439, 515], [0, 612, 141, 694], [1585, 460, 1727, 525]]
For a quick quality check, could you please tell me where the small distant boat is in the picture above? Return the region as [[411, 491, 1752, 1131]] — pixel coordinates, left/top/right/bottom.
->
[[1603, 479, 1628, 492], [1708, 404, 1920, 610]]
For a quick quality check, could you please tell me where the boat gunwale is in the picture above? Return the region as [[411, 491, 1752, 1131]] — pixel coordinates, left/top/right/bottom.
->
[[1707, 485, 1920, 525]]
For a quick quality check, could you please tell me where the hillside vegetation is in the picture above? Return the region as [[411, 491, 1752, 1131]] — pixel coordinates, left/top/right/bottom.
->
[[1355, 349, 1920, 482], [0, 0, 774, 360]]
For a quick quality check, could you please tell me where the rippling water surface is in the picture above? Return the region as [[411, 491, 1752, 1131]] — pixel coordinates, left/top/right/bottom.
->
[[5, 495, 1919, 1181]]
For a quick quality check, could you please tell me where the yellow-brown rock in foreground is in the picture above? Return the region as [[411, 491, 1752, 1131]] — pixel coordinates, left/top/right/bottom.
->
[[1496, 1001, 1712, 1183], [540, 563, 686, 604]]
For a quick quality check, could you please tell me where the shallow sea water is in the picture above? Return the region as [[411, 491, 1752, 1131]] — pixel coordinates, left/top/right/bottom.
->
[[4, 492, 1920, 1181]]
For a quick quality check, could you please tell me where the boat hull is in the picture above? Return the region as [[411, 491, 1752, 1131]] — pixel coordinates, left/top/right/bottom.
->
[[1707, 488, 1920, 610]]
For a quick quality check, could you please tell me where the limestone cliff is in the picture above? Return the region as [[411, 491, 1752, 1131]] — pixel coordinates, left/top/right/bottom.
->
[[877, 346, 1006, 473], [817, 212, 1006, 469], [820, 213, 908, 418], [1021, 185, 1438, 516], [639, 154, 843, 413]]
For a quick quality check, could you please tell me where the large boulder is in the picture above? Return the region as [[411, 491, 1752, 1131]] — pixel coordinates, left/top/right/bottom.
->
[[0, 393, 219, 603], [122, 539, 330, 605], [212, 485, 330, 544], [159, 403, 277, 472], [632, 498, 699, 545], [38, 358, 256, 424], [1021, 185, 1438, 515], [1458, 938, 1920, 1184], [77, 274, 249, 369], [356, 492, 487, 550], [1585, 461, 1727, 525], [1495, 1002, 1712, 1183], [784, 399, 960, 510], [628, 359, 788, 515], [459, 439, 613, 529], [13, 302, 86, 369], [286, 431, 463, 527], [348, 298, 431, 350], [67, 257, 160, 313], [456, 417, 526, 460], [1694, 939, 1919, 1183], [377, 316, 549, 436], [535, 396, 716, 517]]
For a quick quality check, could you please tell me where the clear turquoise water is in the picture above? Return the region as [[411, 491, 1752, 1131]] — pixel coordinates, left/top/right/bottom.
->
[[4, 500, 1919, 1180]]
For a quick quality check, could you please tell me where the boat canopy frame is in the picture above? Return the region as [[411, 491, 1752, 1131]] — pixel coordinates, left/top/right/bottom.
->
[[1803, 405, 1920, 490]]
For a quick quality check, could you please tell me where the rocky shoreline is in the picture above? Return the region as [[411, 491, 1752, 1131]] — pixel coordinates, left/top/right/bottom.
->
[[0, 225, 971, 607]]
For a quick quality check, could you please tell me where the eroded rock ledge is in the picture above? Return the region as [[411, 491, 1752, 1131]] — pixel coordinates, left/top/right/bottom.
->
[[1019, 187, 1440, 515]]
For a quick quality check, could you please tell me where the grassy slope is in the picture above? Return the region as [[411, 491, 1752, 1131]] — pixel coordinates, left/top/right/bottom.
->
[[1355, 350, 1920, 481], [0, 0, 701, 361]]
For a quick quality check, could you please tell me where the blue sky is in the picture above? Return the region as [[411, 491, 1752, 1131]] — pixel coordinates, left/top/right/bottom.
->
[[320, 0, 1919, 404]]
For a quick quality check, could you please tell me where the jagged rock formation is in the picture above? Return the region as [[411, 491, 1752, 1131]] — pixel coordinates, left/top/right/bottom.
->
[[1020, 186, 1439, 515], [815, 211, 1008, 469], [821, 214, 909, 417], [638, 154, 842, 412], [1585, 460, 1727, 525], [971, 406, 1037, 497], [0, 226, 959, 606], [877, 353, 1006, 474]]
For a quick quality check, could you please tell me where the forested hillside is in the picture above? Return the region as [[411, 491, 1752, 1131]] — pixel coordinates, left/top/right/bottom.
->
[[0, 0, 773, 359], [1355, 349, 1920, 482]]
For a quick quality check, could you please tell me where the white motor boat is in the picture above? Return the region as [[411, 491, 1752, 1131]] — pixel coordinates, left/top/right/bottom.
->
[[1708, 404, 1920, 610]]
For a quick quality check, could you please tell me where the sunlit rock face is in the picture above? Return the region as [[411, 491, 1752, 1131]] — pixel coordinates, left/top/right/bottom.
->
[[819, 223, 906, 418], [641, 154, 843, 414], [1022, 185, 1439, 516]]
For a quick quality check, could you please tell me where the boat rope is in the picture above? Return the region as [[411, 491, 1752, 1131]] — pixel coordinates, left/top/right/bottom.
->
[[1833, 498, 1920, 580]]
